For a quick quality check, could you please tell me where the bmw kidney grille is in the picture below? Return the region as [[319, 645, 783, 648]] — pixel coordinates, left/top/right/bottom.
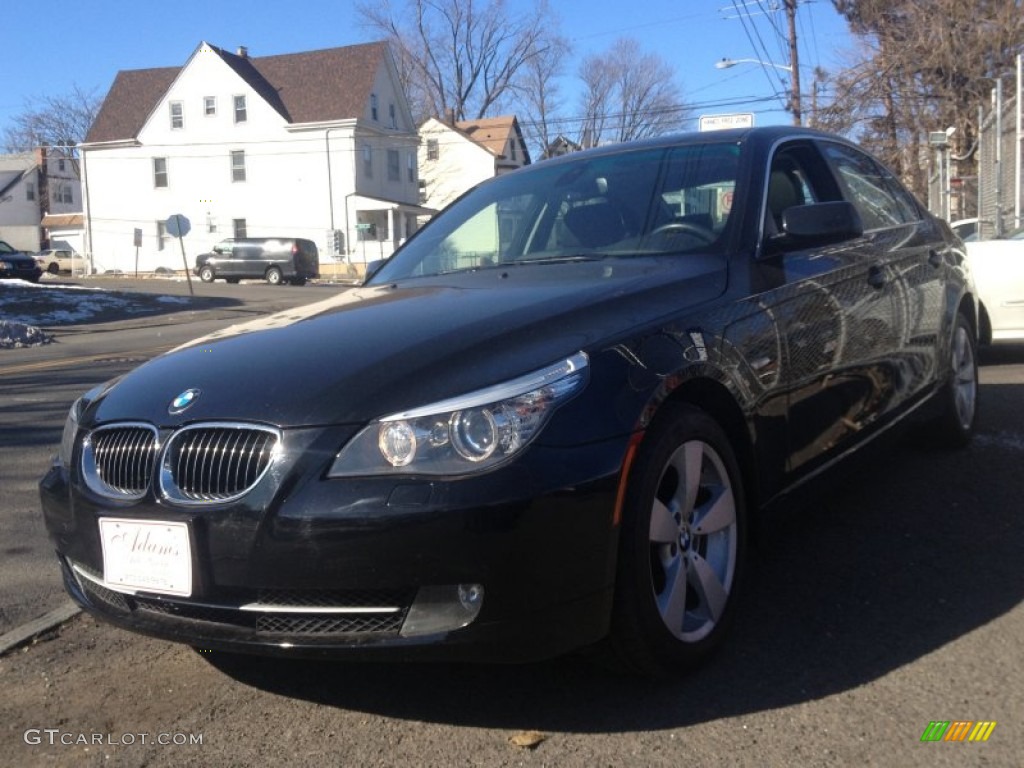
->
[[82, 422, 280, 504]]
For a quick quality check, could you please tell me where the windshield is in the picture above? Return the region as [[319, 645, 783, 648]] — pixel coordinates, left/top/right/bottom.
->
[[371, 142, 741, 282], [0, 241, 18, 255]]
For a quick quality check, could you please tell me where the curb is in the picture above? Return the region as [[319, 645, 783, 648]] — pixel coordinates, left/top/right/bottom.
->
[[0, 602, 81, 657]]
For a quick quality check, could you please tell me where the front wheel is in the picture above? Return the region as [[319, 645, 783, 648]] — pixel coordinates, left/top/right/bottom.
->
[[265, 267, 283, 285], [198, 265, 215, 283], [608, 404, 746, 677]]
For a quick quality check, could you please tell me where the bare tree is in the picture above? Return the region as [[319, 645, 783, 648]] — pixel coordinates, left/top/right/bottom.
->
[[520, 33, 571, 159], [825, 0, 1024, 196], [577, 38, 687, 147], [357, 0, 561, 123], [2, 85, 100, 174]]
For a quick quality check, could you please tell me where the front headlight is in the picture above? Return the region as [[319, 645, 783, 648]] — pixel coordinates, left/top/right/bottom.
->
[[329, 352, 589, 477], [58, 397, 87, 467]]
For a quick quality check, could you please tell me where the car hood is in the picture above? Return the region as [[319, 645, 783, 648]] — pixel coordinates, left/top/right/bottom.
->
[[85, 257, 728, 428]]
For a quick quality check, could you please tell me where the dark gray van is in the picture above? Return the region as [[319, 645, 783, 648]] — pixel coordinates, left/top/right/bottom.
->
[[194, 238, 320, 285]]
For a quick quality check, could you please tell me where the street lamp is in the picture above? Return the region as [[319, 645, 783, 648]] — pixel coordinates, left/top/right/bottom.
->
[[715, 56, 802, 126], [715, 57, 792, 73]]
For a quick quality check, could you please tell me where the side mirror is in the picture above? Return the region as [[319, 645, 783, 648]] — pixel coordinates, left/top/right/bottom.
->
[[768, 201, 864, 253]]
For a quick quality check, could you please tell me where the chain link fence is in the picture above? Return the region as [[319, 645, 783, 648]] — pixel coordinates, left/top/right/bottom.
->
[[976, 80, 1022, 239], [929, 60, 1023, 239]]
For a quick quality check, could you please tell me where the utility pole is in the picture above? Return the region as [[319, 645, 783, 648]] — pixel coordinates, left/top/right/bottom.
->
[[785, 0, 802, 126]]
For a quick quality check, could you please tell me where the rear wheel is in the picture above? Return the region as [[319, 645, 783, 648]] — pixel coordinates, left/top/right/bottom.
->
[[927, 311, 978, 447], [289, 277, 307, 286], [265, 267, 283, 285], [198, 265, 215, 283], [608, 404, 746, 677]]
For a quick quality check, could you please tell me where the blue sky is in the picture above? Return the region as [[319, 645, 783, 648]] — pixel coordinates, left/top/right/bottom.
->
[[2, 0, 854, 139]]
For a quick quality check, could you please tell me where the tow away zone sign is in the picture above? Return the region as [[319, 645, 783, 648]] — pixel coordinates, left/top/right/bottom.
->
[[699, 113, 755, 132]]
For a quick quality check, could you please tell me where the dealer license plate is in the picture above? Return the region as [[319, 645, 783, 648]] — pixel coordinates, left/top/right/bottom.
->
[[99, 518, 192, 597]]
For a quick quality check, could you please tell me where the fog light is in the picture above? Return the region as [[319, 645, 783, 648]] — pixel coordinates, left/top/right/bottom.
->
[[400, 583, 484, 637]]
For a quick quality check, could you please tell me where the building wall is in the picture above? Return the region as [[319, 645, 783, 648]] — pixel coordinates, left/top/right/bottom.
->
[[84, 44, 421, 272], [0, 151, 81, 252], [418, 119, 495, 213]]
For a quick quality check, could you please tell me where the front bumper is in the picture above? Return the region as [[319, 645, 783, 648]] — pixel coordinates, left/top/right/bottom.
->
[[40, 436, 627, 662]]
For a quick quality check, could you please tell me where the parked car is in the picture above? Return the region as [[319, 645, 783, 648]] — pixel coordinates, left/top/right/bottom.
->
[[965, 225, 1024, 343], [193, 237, 319, 285], [40, 127, 978, 676], [34, 248, 80, 274], [0, 240, 43, 283]]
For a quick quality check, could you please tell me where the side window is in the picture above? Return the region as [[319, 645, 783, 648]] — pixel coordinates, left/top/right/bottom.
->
[[821, 142, 915, 230], [764, 142, 838, 234]]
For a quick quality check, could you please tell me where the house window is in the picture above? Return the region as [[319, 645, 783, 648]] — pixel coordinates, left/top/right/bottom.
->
[[206, 213, 217, 233], [26, 182, 35, 201], [170, 101, 184, 129], [363, 144, 373, 178], [371, 94, 378, 121], [231, 150, 246, 182], [234, 95, 247, 123], [156, 220, 168, 251], [53, 183, 73, 204], [407, 153, 415, 182], [510, 142, 517, 162], [426, 139, 439, 161], [389, 103, 397, 129], [153, 157, 168, 188], [58, 158, 66, 172], [387, 149, 400, 181], [204, 96, 217, 116], [233, 218, 247, 238]]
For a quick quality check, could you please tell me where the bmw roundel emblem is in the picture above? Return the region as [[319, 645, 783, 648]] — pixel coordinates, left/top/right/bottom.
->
[[169, 388, 202, 414]]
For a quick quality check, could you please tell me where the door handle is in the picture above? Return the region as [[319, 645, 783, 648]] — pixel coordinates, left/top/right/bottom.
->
[[928, 249, 943, 268], [867, 265, 886, 289]]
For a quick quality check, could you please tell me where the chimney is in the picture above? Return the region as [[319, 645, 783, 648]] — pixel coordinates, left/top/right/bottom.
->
[[444, 107, 456, 126], [237, 46, 248, 58]]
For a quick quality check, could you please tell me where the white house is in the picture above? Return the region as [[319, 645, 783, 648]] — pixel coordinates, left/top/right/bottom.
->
[[80, 41, 430, 274], [417, 115, 531, 214], [0, 149, 82, 252]]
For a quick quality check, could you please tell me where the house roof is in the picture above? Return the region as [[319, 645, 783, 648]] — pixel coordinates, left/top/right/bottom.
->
[[454, 116, 529, 162], [85, 41, 391, 144]]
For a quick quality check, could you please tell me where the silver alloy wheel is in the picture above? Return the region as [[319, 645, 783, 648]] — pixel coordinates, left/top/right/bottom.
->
[[951, 322, 977, 430], [648, 439, 738, 643]]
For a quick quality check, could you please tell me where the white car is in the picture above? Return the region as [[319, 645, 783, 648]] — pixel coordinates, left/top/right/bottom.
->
[[965, 227, 1024, 343], [34, 248, 82, 274]]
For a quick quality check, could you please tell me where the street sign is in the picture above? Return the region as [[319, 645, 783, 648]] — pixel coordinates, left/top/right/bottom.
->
[[699, 113, 755, 132], [164, 214, 194, 296], [133, 228, 143, 248], [165, 214, 191, 238]]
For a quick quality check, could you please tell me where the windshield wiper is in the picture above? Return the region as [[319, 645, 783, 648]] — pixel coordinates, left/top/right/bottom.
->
[[513, 253, 611, 265]]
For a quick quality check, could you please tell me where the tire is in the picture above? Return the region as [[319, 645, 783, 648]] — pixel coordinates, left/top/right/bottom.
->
[[47, 262, 59, 274], [198, 265, 215, 283], [926, 311, 978, 448], [265, 267, 283, 285], [607, 404, 746, 677], [289, 277, 307, 286], [226, 278, 240, 284]]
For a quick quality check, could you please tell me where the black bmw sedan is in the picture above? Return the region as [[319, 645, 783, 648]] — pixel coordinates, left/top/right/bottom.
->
[[40, 127, 978, 676]]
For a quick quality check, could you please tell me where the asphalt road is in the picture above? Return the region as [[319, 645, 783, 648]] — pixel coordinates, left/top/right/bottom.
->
[[0, 276, 348, 635], [1, 279, 1022, 766]]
